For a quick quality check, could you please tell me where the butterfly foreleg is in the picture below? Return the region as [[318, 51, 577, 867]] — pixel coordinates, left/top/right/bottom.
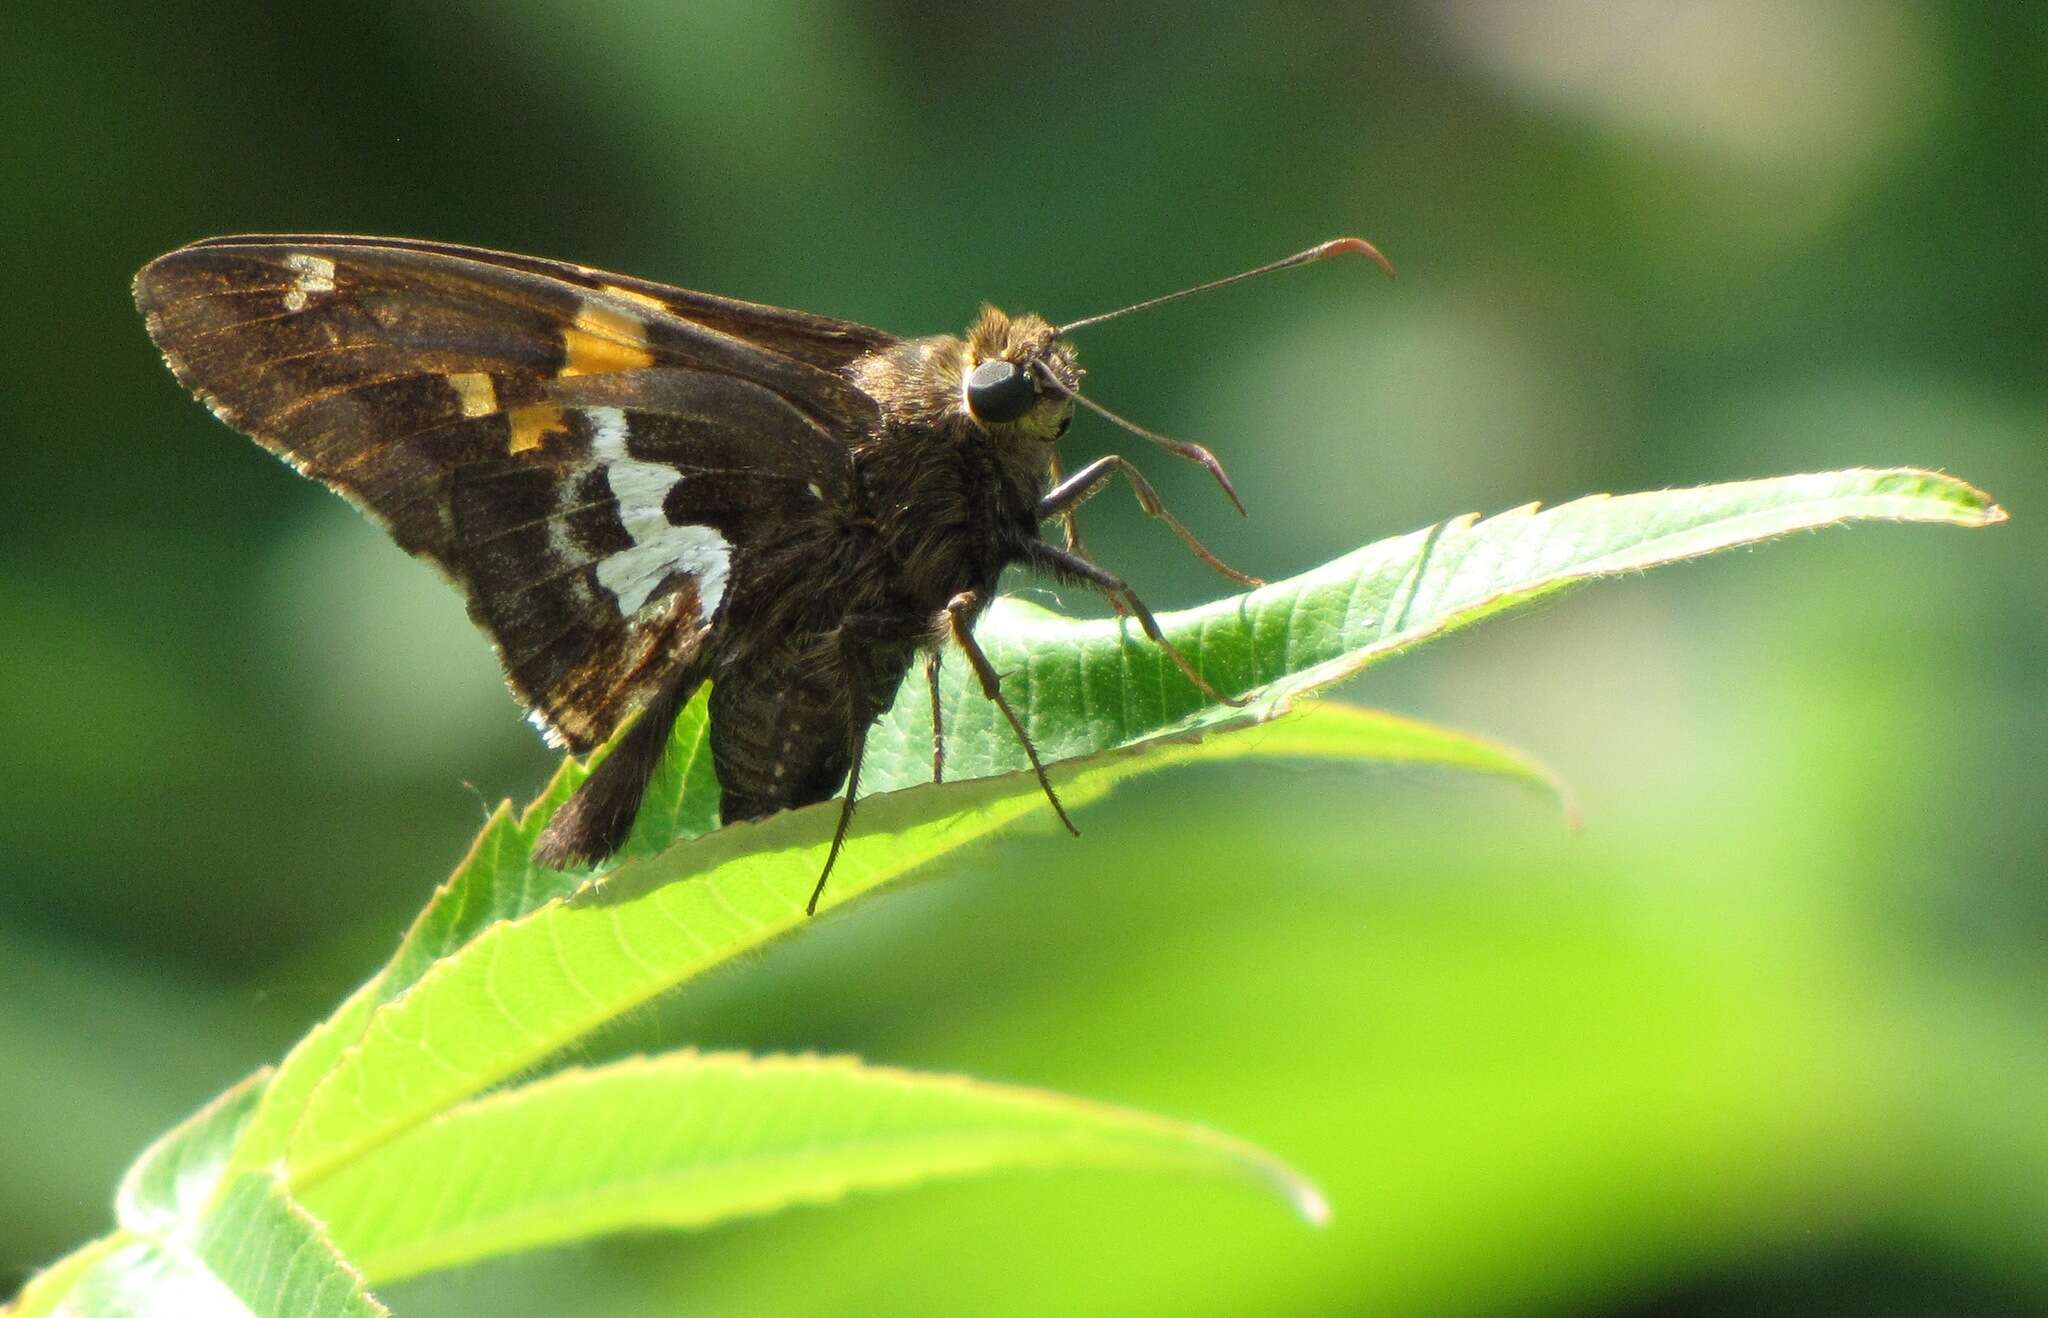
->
[[1044, 450, 1089, 560], [1038, 454, 1262, 589]]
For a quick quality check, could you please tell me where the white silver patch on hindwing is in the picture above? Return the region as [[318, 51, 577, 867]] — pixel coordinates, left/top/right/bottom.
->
[[586, 406, 731, 621]]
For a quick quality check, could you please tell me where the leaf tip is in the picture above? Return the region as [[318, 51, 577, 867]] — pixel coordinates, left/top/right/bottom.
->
[[1288, 1176, 1333, 1227], [1892, 467, 2007, 526], [1235, 1142, 1331, 1226]]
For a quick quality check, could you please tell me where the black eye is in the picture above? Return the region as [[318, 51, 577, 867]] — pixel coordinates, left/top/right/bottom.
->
[[965, 358, 1038, 424]]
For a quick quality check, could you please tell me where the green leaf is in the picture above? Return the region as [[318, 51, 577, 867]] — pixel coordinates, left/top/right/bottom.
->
[[267, 466, 1997, 1194], [15, 1175, 385, 1318], [12, 1073, 388, 1317], [306, 1051, 1325, 1284]]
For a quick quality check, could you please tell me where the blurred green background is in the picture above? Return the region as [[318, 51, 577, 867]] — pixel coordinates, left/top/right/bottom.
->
[[4, 3, 2041, 1313]]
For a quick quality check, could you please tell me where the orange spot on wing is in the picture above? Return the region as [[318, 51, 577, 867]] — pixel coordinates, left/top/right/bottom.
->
[[446, 371, 498, 417], [560, 301, 655, 377], [508, 402, 568, 454]]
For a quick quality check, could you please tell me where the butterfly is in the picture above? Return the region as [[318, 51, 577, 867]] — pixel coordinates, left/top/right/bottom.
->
[[134, 233, 1387, 911]]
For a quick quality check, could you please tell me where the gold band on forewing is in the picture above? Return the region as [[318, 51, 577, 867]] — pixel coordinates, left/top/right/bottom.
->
[[560, 301, 655, 377]]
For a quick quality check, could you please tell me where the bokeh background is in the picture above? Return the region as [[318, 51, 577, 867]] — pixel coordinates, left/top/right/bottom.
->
[[4, 3, 2041, 1313]]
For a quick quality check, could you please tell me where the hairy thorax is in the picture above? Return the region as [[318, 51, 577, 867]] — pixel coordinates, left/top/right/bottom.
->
[[849, 306, 1079, 616]]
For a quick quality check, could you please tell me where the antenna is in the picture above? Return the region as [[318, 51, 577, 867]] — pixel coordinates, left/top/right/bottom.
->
[[1054, 236, 1394, 337]]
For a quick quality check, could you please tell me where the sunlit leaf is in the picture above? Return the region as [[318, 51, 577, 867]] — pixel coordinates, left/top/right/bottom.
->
[[308, 1051, 1325, 1283]]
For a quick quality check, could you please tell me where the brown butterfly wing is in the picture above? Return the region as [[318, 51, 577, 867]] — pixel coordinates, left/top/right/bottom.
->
[[135, 236, 891, 750], [165, 234, 896, 373]]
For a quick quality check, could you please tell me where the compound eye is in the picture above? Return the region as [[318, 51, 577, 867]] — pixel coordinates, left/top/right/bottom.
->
[[965, 357, 1038, 424]]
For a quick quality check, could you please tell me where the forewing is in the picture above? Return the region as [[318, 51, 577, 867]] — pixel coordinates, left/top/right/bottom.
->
[[135, 237, 885, 750], [168, 233, 896, 373]]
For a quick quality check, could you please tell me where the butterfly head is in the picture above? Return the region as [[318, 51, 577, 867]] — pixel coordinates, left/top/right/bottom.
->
[[961, 306, 1079, 445], [866, 239, 1388, 512]]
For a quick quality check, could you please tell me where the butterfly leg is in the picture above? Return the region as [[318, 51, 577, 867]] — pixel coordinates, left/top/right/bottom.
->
[[946, 590, 1078, 837], [533, 656, 707, 868], [1043, 450, 1121, 618], [1038, 455, 1263, 588], [1045, 451, 1089, 559], [926, 649, 946, 784], [808, 722, 870, 915], [1022, 541, 1248, 708]]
